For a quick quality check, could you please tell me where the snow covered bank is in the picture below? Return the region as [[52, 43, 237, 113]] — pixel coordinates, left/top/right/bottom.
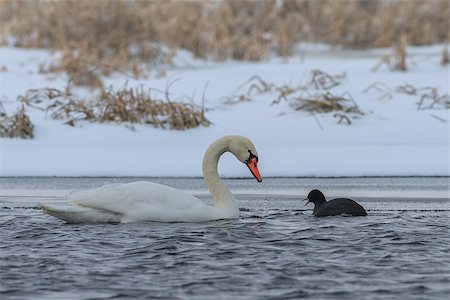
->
[[0, 45, 448, 176]]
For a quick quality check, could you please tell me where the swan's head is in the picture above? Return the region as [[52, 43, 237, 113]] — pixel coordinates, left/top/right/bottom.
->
[[228, 136, 262, 182]]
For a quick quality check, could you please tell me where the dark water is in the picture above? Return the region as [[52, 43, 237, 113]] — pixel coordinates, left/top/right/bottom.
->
[[1, 177, 449, 300]]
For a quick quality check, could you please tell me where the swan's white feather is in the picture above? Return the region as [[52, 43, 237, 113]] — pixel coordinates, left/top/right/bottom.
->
[[39, 136, 258, 223], [39, 202, 122, 223], [41, 181, 237, 223]]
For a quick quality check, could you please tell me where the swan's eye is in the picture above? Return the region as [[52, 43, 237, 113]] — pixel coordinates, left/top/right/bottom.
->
[[245, 151, 258, 164]]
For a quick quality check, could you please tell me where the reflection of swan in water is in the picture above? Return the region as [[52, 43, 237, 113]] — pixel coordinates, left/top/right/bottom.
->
[[40, 135, 262, 223]]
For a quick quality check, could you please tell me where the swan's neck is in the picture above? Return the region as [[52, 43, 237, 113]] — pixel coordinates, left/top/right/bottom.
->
[[202, 138, 237, 210]]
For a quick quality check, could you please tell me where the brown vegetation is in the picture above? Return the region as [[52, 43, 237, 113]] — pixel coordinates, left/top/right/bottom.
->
[[0, 0, 447, 79], [0, 103, 34, 139], [289, 92, 361, 114], [364, 82, 450, 110], [18, 84, 210, 130], [442, 46, 450, 66], [372, 34, 410, 72], [396, 84, 450, 110], [227, 70, 363, 125]]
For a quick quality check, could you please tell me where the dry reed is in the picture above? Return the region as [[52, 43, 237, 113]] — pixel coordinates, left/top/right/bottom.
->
[[288, 91, 363, 125], [40, 52, 104, 89], [442, 46, 450, 65], [95, 86, 210, 130], [373, 34, 409, 72], [228, 70, 363, 124], [417, 90, 450, 110], [396, 84, 450, 110], [0, 104, 34, 139], [394, 34, 408, 71], [0, 0, 447, 80], [309, 69, 347, 90], [365, 82, 450, 110], [363, 82, 393, 100], [19, 84, 210, 130]]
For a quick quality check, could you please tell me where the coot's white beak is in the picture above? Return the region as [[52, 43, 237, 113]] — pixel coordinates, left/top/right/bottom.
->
[[304, 198, 310, 206]]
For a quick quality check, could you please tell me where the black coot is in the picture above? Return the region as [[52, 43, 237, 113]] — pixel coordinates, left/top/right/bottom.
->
[[304, 189, 367, 217]]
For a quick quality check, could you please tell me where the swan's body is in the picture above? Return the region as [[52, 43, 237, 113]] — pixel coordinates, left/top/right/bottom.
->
[[40, 136, 262, 223], [40, 181, 237, 223]]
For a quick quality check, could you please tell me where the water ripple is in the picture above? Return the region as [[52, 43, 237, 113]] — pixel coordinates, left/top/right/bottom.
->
[[1, 205, 449, 300]]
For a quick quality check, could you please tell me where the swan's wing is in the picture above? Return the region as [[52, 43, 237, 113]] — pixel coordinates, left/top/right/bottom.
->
[[39, 202, 122, 223], [68, 181, 210, 222]]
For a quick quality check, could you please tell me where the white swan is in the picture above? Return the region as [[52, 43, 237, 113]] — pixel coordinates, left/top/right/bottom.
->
[[39, 135, 262, 223]]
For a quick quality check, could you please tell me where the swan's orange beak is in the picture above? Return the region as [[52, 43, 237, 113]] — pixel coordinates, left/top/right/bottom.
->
[[246, 156, 262, 182]]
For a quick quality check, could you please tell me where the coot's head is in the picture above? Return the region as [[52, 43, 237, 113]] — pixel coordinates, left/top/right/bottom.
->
[[304, 189, 326, 206]]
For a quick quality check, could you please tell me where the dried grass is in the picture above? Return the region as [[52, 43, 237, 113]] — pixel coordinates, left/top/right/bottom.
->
[[309, 69, 347, 90], [417, 90, 450, 110], [227, 70, 362, 124], [396, 85, 450, 110], [290, 92, 360, 113], [365, 82, 450, 110], [19, 84, 210, 130], [0, 104, 34, 139], [17, 86, 94, 125], [442, 45, 450, 66], [40, 52, 104, 89], [363, 82, 393, 100], [373, 34, 409, 72], [394, 34, 408, 71], [0, 0, 447, 81], [288, 91, 363, 125], [95, 86, 210, 130]]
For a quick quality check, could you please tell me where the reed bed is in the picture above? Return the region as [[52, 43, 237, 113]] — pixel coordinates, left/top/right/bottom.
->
[[19, 85, 210, 130], [0, 104, 34, 139], [0, 0, 447, 78]]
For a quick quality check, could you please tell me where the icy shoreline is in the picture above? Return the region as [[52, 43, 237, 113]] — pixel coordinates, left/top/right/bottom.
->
[[1, 45, 448, 176]]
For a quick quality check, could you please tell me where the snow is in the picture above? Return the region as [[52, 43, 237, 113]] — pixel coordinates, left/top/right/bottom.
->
[[0, 44, 449, 177]]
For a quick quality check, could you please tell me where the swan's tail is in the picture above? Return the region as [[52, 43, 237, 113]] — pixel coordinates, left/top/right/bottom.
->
[[39, 202, 122, 223]]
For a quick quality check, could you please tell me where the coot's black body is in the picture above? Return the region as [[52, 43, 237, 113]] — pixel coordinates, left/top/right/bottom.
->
[[305, 189, 367, 217]]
